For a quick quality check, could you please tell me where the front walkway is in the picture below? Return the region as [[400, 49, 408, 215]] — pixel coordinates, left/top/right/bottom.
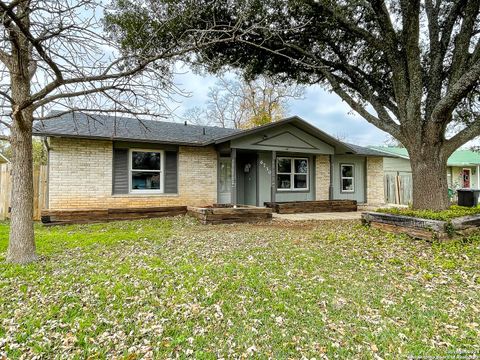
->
[[273, 211, 362, 221]]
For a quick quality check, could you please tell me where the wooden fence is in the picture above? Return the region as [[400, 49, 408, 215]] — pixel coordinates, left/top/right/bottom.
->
[[0, 164, 48, 221], [384, 171, 413, 205]]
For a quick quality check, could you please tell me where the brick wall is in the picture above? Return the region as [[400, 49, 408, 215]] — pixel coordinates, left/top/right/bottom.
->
[[366, 156, 385, 205], [315, 155, 330, 200], [48, 138, 217, 209]]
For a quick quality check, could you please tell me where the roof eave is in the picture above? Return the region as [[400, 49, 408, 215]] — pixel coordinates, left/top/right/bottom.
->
[[369, 147, 410, 159], [35, 132, 208, 147], [448, 162, 480, 167]]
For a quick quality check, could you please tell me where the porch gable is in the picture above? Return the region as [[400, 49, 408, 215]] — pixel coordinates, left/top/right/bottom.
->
[[229, 123, 335, 154]]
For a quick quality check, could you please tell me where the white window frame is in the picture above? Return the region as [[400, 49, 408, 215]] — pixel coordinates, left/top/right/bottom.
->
[[276, 157, 309, 191], [129, 149, 164, 194], [340, 163, 355, 193]]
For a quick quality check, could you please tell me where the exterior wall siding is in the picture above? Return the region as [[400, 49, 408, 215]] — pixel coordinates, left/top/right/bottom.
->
[[382, 157, 412, 172], [366, 156, 385, 205], [257, 152, 317, 204], [331, 155, 366, 203], [450, 166, 478, 189], [48, 138, 217, 209]]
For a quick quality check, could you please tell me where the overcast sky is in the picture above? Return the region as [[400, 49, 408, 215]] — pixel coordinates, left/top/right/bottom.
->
[[171, 69, 389, 146]]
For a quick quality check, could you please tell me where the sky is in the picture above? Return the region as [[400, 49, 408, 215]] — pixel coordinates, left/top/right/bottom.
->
[[171, 69, 389, 147]]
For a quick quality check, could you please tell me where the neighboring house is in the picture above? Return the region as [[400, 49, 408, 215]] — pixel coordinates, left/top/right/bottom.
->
[[0, 153, 9, 164], [33, 113, 391, 210], [370, 146, 480, 205]]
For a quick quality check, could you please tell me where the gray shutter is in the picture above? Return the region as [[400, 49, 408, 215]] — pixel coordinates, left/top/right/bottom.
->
[[164, 151, 178, 193], [113, 149, 129, 194]]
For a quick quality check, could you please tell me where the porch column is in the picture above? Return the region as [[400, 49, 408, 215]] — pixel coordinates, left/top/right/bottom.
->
[[477, 165, 480, 189], [271, 151, 276, 204], [231, 148, 237, 205], [329, 155, 334, 200]]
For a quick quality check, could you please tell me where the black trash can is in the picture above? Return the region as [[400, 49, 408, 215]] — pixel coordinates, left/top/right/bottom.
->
[[457, 189, 480, 207]]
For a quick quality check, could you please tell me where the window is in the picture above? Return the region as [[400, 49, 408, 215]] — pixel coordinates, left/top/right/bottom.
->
[[340, 164, 354, 192], [277, 157, 308, 191], [218, 158, 232, 193], [130, 149, 164, 193]]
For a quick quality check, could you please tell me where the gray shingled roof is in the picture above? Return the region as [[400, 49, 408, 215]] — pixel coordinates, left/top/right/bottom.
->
[[32, 112, 391, 157], [344, 143, 396, 157], [33, 112, 240, 145]]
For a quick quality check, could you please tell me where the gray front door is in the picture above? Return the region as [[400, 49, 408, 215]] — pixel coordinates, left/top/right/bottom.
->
[[242, 156, 257, 206], [218, 158, 232, 204]]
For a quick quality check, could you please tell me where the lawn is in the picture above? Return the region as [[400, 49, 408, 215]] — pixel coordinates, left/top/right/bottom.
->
[[1, 217, 479, 359]]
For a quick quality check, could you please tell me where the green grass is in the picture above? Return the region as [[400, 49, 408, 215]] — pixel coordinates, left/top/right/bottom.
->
[[1, 218, 479, 358], [376, 204, 480, 221]]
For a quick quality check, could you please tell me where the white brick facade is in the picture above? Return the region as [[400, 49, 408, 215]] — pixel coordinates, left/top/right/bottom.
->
[[47, 138, 384, 210], [48, 138, 217, 209]]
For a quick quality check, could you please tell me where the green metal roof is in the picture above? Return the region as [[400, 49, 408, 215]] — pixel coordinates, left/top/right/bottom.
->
[[370, 146, 480, 166]]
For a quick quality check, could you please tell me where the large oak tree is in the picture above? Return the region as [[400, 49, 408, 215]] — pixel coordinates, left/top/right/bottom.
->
[[109, 0, 480, 210]]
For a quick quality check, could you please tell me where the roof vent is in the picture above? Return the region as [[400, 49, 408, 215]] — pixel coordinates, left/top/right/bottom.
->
[[184, 121, 187, 126], [202, 127, 206, 135]]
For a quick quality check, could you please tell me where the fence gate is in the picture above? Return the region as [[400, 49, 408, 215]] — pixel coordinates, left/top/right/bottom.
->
[[384, 171, 412, 205], [0, 164, 47, 221]]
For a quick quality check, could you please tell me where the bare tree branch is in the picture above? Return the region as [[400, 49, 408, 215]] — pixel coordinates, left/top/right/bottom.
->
[[0, 0, 64, 81], [34, 107, 162, 121], [446, 120, 480, 152], [431, 59, 480, 121]]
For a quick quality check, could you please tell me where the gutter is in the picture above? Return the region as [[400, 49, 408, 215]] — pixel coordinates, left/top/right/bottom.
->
[[32, 132, 210, 147]]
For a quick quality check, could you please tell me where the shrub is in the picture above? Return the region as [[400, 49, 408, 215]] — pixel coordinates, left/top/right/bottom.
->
[[376, 205, 480, 221]]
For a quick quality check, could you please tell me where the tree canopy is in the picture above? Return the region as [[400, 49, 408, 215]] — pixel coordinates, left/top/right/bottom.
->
[[183, 74, 304, 128], [108, 0, 479, 210]]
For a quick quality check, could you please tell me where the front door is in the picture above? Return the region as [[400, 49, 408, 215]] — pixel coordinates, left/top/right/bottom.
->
[[218, 158, 232, 204], [241, 155, 257, 206], [463, 168, 471, 188]]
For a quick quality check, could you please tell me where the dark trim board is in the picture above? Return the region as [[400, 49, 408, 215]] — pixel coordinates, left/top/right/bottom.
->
[[41, 206, 187, 225], [265, 200, 357, 214]]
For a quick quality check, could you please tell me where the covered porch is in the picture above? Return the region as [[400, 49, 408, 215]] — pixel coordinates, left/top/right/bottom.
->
[[218, 149, 319, 207], [214, 117, 367, 208]]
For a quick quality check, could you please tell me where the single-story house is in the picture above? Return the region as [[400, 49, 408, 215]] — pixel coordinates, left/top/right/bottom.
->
[[370, 146, 480, 205], [32, 113, 391, 210]]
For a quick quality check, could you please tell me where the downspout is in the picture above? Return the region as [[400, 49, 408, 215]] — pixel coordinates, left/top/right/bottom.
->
[[231, 148, 237, 207], [329, 154, 334, 200], [43, 137, 50, 209], [477, 165, 480, 189]]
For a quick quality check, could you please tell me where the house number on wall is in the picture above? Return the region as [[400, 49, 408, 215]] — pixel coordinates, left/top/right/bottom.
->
[[259, 160, 271, 175]]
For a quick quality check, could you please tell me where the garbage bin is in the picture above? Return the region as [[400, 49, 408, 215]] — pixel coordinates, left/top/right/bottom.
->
[[457, 189, 480, 207]]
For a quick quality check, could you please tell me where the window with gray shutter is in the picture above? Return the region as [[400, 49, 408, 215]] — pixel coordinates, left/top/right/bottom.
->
[[113, 148, 178, 194]]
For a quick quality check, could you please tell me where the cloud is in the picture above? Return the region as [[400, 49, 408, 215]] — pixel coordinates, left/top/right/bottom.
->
[[288, 85, 388, 145], [170, 69, 389, 145]]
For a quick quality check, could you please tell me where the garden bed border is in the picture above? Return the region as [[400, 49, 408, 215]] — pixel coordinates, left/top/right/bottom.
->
[[265, 200, 357, 214], [362, 211, 480, 240], [187, 205, 272, 224]]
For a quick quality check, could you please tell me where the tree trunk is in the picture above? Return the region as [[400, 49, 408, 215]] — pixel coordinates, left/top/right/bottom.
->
[[5, 1, 37, 264], [6, 111, 37, 264], [409, 146, 450, 210]]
